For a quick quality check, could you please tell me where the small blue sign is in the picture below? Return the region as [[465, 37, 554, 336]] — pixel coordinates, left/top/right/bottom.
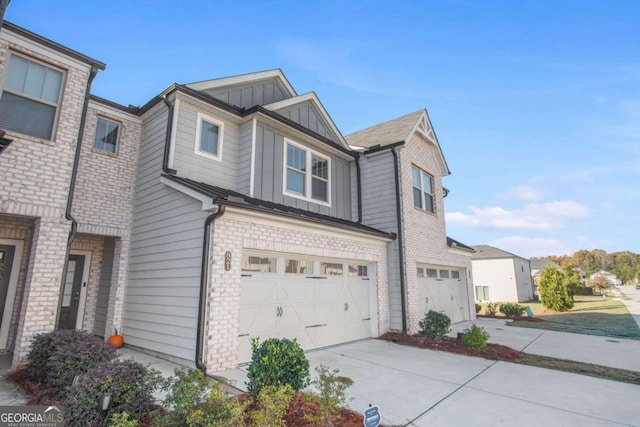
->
[[363, 405, 381, 427]]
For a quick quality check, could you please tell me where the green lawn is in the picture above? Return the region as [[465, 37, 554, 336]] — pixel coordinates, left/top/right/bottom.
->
[[479, 296, 640, 340]]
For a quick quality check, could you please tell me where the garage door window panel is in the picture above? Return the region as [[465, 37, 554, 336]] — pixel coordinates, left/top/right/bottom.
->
[[320, 262, 343, 276], [242, 255, 277, 273], [439, 270, 450, 279], [348, 264, 369, 278], [451, 270, 460, 279], [285, 259, 311, 274], [426, 268, 438, 278]]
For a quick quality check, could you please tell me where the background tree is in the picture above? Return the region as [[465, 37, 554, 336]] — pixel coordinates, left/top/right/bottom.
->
[[588, 275, 608, 293], [572, 250, 598, 275], [539, 265, 574, 312]]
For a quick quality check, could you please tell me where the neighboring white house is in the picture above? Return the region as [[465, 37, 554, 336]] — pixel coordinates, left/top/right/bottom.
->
[[471, 245, 533, 303], [590, 270, 622, 286]]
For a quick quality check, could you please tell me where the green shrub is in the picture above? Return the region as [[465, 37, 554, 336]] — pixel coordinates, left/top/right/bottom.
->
[[418, 310, 451, 339], [475, 303, 481, 314], [305, 365, 353, 426], [64, 360, 162, 427], [247, 385, 295, 427], [108, 412, 137, 427], [461, 325, 490, 349], [486, 303, 498, 316], [246, 338, 310, 393], [499, 303, 526, 317], [540, 265, 576, 312], [154, 368, 243, 427], [26, 330, 117, 399]]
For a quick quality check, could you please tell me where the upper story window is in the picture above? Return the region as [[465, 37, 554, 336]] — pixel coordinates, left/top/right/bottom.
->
[[284, 139, 330, 205], [412, 166, 435, 213], [0, 54, 64, 140], [195, 112, 224, 160], [93, 117, 119, 154]]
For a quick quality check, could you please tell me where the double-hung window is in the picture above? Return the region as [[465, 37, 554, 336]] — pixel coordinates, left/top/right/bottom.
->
[[412, 166, 435, 213], [195, 112, 224, 160], [284, 140, 330, 204], [0, 54, 64, 140], [93, 117, 119, 154]]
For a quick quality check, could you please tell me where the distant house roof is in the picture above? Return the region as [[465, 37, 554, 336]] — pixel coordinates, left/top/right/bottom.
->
[[345, 110, 423, 149], [162, 174, 396, 240], [530, 257, 559, 271], [471, 245, 528, 261], [447, 237, 475, 253]]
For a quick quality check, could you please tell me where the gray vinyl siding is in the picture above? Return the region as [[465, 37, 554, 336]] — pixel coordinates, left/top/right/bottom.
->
[[123, 105, 208, 363], [203, 80, 289, 109], [172, 103, 239, 190], [252, 124, 352, 220], [237, 120, 253, 194], [93, 237, 114, 337], [359, 151, 403, 329], [274, 100, 341, 144]]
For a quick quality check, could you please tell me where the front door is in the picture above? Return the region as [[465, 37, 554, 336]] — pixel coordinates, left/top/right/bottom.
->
[[0, 245, 16, 329], [58, 255, 85, 330]]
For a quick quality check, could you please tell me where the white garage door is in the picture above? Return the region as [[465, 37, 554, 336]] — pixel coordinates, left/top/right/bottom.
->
[[417, 266, 470, 324], [238, 253, 375, 363]]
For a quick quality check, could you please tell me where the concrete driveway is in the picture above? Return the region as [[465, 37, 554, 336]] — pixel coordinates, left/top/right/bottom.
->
[[214, 338, 640, 426]]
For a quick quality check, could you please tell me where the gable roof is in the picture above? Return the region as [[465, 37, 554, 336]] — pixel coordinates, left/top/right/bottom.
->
[[345, 109, 450, 175], [263, 92, 347, 147], [186, 69, 297, 98], [472, 245, 527, 261], [530, 257, 559, 271], [162, 174, 395, 240]]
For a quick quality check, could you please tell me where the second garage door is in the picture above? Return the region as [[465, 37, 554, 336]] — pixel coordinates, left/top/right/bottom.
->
[[417, 266, 470, 324], [237, 253, 376, 363]]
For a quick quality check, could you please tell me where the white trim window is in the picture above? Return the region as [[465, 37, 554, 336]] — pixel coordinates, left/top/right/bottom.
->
[[284, 139, 331, 205], [412, 166, 435, 213], [195, 112, 224, 160], [0, 54, 64, 140], [93, 117, 119, 154]]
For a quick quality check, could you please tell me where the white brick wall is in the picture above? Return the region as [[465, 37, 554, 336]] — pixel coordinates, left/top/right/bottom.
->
[[204, 214, 389, 371], [398, 134, 475, 333]]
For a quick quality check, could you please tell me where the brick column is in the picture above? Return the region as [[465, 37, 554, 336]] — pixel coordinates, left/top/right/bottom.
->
[[105, 236, 130, 338], [12, 218, 70, 368]]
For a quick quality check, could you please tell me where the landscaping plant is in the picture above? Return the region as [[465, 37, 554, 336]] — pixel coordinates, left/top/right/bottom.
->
[[486, 302, 498, 316], [305, 365, 354, 426], [246, 337, 310, 393], [539, 265, 575, 312], [418, 310, 451, 339], [247, 385, 295, 427], [64, 359, 162, 427], [26, 330, 117, 399], [499, 303, 526, 318], [108, 412, 137, 427], [475, 303, 481, 314], [461, 324, 490, 349]]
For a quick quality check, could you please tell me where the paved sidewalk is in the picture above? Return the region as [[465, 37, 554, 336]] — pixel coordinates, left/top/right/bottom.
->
[[617, 285, 640, 328]]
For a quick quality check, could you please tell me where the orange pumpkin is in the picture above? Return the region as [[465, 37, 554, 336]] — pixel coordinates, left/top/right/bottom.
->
[[107, 329, 124, 349]]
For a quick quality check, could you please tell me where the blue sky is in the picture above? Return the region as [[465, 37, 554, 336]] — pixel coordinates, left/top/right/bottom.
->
[[6, 0, 639, 257]]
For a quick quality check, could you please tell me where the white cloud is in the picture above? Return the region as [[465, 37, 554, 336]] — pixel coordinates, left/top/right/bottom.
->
[[446, 200, 589, 230], [488, 236, 572, 258], [498, 185, 543, 201], [603, 202, 616, 210]]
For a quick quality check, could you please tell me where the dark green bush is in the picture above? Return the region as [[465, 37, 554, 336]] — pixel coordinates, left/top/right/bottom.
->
[[499, 303, 526, 318], [154, 368, 243, 427], [246, 338, 310, 393], [418, 310, 451, 339], [461, 325, 490, 349], [64, 359, 161, 427], [475, 303, 481, 314], [26, 330, 116, 398]]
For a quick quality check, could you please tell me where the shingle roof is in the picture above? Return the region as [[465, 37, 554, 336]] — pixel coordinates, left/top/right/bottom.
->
[[471, 245, 527, 260], [163, 174, 396, 240], [530, 257, 559, 271], [447, 237, 475, 253], [345, 110, 424, 148]]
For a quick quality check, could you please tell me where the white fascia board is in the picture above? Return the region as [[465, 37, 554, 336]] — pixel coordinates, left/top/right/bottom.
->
[[263, 92, 348, 148], [222, 206, 393, 244], [160, 176, 216, 210], [186, 69, 297, 97]]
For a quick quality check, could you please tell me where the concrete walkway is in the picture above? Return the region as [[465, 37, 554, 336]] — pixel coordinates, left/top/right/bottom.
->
[[617, 285, 640, 329], [0, 354, 26, 406]]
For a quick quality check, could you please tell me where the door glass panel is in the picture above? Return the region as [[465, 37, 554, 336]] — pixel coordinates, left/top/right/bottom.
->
[[62, 260, 76, 307]]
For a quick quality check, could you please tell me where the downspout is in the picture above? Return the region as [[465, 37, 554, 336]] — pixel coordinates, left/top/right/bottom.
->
[[196, 205, 226, 373], [161, 95, 177, 174], [65, 64, 100, 244], [0, 0, 10, 27], [354, 154, 363, 223], [391, 147, 407, 332]]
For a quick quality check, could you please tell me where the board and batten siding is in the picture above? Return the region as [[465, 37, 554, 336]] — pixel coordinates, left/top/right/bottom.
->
[[236, 120, 254, 195], [273, 100, 340, 143], [204, 80, 289, 109], [359, 151, 403, 330], [252, 124, 352, 220], [93, 237, 114, 337], [172, 102, 239, 191], [124, 105, 208, 362]]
